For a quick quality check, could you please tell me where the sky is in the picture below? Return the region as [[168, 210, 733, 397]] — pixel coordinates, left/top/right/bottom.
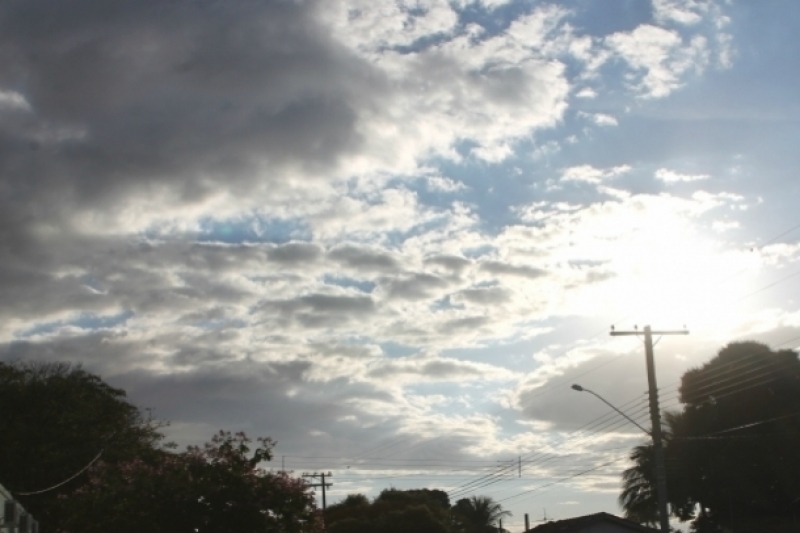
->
[[1, 0, 800, 530]]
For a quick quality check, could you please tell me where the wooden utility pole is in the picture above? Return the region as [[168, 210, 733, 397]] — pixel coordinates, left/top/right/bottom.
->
[[302, 472, 333, 513], [611, 325, 688, 533]]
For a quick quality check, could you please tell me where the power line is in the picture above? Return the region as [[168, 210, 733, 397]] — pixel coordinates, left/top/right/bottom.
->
[[496, 458, 626, 504], [449, 402, 651, 498], [447, 397, 647, 496], [13, 448, 105, 496]]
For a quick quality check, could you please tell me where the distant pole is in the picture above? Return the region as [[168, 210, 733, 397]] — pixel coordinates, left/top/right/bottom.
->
[[302, 472, 333, 520], [525, 513, 530, 531], [498, 518, 502, 532], [321, 472, 327, 511], [611, 325, 688, 533]]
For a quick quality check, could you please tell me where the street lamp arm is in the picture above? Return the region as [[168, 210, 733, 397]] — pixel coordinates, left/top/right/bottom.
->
[[572, 384, 651, 436]]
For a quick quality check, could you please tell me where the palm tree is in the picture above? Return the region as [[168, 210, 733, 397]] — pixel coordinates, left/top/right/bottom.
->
[[452, 496, 511, 533], [619, 443, 659, 527]]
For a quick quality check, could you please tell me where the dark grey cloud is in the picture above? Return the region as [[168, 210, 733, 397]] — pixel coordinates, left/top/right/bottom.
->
[[180, 243, 267, 272], [0, 238, 273, 328], [266, 242, 322, 264], [1, 331, 159, 375], [438, 316, 490, 335], [367, 358, 490, 381], [0, 334, 400, 451], [0, 0, 379, 255], [259, 293, 376, 329], [383, 273, 449, 301], [295, 294, 374, 314], [424, 254, 471, 275], [480, 260, 547, 279], [100, 360, 398, 453], [455, 287, 511, 306], [515, 344, 703, 433], [328, 245, 400, 272]]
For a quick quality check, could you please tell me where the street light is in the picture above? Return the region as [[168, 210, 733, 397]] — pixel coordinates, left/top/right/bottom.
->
[[570, 384, 651, 435], [572, 383, 669, 532]]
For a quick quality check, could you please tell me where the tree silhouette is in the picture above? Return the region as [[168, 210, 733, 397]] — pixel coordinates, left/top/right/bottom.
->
[[0, 361, 165, 530], [326, 489, 450, 533], [452, 496, 512, 533], [0, 362, 321, 533], [61, 431, 321, 533], [619, 444, 658, 527], [619, 341, 800, 533]]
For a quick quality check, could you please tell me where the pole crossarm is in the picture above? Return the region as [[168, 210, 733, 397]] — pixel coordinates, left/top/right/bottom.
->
[[610, 330, 689, 336], [302, 472, 333, 515]]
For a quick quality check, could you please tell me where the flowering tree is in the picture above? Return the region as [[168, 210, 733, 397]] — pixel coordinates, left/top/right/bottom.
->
[[59, 431, 322, 533], [0, 362, 165, 529]]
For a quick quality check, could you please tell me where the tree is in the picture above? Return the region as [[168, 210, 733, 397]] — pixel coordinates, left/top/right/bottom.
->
[[619, 444, 658, 527], [59, 431, 321, 533], [452, 496, 511, 533], [619, 341, 800, 533], [325, 493, 372, 529], [0, 361, 321, 533], [0, 361, 165, 530], [325, 489, 451, 533]]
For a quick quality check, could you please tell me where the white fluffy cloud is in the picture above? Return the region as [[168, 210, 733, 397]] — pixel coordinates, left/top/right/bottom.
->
[[655, 167, 710, 182], [560, 164, 631, 184], [606, 25, 709, 98]]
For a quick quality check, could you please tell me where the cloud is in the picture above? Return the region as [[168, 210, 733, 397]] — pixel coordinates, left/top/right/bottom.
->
[[424, 255, 472, 276], [507, 341, 693, 432], [266, 243, 323, 264], [425, 175, 467, 192], [453, 287, 512, 306], [262, 293, 377, 329], [0, 0, 732, 255], [654, 167, 710, 182], [606, 25, 709, 98], [321, 3, 574, 163], [479, 260, 548, 280], [329, 245, 401, 273], [653, 0, 707, 26], [0, 89, 31, 111], [577, 111, 618, 126], [367, 354, 514, 384], [383, 273, 451, 301], [560, 164, 631, 184]]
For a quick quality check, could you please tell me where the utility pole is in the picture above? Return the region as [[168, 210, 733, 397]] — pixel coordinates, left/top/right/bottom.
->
[[524, 513, 530, 532], [302, 472, 333, 513], [611, 325, 688, 533]]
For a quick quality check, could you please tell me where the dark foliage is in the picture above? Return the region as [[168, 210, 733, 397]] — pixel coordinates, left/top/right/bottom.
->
[[620, 342, 800, 533], [59, 431, 321, 533], [0, 361, 320, 533], [325, 488, 451, 533], [452, 495, 511, 533], [0, 361, 164, 529]]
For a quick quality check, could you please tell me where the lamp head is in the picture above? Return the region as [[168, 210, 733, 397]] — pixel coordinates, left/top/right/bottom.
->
[[571, 384, 584, 392]]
